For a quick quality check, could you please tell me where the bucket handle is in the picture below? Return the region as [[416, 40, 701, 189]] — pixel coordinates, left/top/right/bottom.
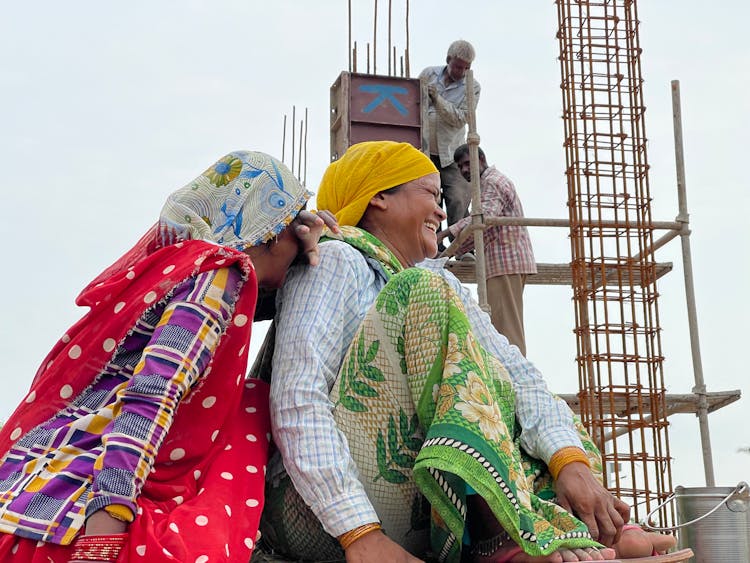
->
[[643, 481, 749, 532]]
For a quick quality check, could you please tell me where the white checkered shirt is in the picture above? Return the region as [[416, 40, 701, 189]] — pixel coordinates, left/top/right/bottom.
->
[[269, 241, 581, 537]]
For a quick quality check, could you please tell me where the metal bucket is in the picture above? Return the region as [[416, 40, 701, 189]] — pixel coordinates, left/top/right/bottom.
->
[[647, 482, 750, 563]]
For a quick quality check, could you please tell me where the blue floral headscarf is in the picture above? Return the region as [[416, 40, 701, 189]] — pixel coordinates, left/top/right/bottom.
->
[[158, 150, 313, 250]]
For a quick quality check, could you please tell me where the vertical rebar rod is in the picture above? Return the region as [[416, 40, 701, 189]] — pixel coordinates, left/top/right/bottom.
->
[[388, 0, 392, 76], [405, 0, 410, 77], [291, 105, 296, 175], [373, 0, 377, 75], [348, 0, 352, 72], [297, 120, 304, 181], [671, 79, 715, 486], [281, 114, 287, 164], [303, 107, 309, 187]]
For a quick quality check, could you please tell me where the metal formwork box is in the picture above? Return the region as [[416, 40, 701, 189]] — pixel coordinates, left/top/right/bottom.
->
[[330, 71, 428, 161]]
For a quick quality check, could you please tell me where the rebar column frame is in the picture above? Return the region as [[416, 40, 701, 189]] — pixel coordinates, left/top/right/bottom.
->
[[555, 0, 674, 524]]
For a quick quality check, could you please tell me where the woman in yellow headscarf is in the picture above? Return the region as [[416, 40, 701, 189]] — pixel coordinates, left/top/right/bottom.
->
[[317, 140, 439, 227], [259, 141, 681, 563]]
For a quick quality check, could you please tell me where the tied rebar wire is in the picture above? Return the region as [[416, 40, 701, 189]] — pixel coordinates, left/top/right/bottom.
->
[[556, 0, 674, 526]]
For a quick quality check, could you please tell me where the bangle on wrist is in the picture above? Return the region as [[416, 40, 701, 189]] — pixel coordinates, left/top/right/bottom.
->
[[338, 522, 383, 550], [70, 533, 128, 562], [104, 503, 134, 523], [548, 446, 591, 480]]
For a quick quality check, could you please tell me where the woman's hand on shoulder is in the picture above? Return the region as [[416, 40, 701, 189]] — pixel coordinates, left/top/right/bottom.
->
[[313, 209, 340, 233], [293, 209, 340, 266]]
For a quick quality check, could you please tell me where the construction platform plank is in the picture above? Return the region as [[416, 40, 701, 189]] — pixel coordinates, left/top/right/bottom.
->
[[610, 549, 694, 562], [559, 390, 741, 417], [444, 261, 673, 286], [252, 547, 695, 562]]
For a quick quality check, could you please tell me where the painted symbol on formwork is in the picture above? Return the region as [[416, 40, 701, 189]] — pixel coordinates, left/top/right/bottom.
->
[[359, 85, 409, 115]]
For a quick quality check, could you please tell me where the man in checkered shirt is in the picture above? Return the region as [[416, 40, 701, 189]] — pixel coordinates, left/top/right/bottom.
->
[[438, 144, 537, 356]]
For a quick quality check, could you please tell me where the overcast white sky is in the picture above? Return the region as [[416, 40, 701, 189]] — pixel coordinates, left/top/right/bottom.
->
[[1, 2, 748, 494]]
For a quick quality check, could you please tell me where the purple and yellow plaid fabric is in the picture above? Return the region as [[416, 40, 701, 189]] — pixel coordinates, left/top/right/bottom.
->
[[0, 267, 242, 544]]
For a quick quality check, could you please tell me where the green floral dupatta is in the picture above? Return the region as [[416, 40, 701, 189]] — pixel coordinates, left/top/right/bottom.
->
[[329, 227, 603, 562]]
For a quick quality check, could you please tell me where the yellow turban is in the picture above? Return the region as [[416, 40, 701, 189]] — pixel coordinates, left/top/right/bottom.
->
[[317, 141, 438, 226]]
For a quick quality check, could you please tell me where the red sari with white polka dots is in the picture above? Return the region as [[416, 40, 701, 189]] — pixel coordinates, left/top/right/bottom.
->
[[0, 238, 269, 562]]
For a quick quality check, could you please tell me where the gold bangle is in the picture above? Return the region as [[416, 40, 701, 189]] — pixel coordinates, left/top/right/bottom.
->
[[548, 446, 591, 480], [338, 523, 383, 550], [104, 503, 135, 523]]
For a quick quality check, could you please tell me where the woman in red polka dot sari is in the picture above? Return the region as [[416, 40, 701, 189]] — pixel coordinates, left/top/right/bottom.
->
[[0, 151, 336, 563]]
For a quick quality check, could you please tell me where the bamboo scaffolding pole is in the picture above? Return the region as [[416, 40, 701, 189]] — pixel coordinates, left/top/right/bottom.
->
[[444, 217, 683, 257], [463, 70, 488, 311], [671, 79, 715, 486]]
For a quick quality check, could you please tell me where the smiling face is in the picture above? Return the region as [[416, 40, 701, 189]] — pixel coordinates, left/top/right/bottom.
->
[[365, 173, 445, 267]]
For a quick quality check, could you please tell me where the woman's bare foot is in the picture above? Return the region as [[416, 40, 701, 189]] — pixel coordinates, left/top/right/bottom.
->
[[466, 497, 617, 562], [473, 542, 617, 562], [613, 526, 677, 558]]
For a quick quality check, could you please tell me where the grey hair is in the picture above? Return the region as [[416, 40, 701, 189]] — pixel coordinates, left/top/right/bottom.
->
[[447, 40, 476, 63]]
